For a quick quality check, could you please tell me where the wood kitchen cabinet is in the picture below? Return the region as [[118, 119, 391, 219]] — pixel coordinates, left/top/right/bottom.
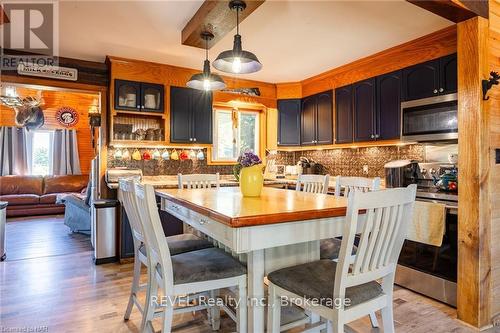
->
[[301, 90, 333, 145], [170, 86, 213, 144], [277, 99, 301, 146], [353, 78, 376, 142], [402, 53, 457, 101], [376, 70, 401, 140], [335, 85, 353, 144]]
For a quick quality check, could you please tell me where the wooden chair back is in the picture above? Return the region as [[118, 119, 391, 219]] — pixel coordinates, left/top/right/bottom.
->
[[119, 178, 144, 244], [134, 183, 175, 291], [334, 176, 381, 197], [178, 173, 220, 189], [295, 174, 330, 194], [334, 185, 417, 306]]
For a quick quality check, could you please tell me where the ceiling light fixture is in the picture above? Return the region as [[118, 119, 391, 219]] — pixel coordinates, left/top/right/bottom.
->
[[187, 31, 227, 91], [213, 0, 262, 74]]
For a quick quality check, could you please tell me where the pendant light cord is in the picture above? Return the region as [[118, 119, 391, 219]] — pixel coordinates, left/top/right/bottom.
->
[[236, 5, 240, 35], [205, 36, 208, 60]]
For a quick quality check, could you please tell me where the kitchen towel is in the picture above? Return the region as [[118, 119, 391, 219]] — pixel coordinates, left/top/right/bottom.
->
[[407, 201, 446, 247]]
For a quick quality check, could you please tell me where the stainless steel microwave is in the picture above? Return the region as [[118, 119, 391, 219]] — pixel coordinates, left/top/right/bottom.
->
[[401, 93, 458, 142]]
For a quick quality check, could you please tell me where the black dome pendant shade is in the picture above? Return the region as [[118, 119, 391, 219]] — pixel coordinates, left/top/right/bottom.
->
[[213, 0, 262, 74], [187, 32, 227, 91]]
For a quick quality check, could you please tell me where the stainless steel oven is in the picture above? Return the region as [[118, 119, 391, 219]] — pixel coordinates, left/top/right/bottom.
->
[[401, 93, 458, 142]]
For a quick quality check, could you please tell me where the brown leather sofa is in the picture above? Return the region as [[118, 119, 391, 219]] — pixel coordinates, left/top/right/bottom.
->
[[0, 175, 88, 217]]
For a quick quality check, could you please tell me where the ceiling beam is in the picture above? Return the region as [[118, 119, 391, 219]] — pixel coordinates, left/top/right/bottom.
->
[[406, 0, 488, 23], [182, 0, 265, 49]]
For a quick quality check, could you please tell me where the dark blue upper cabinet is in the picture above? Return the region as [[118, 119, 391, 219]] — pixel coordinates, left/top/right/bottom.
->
[[353, 78, 376, 142], [191, 90, 213, 144], [300, 91, 333, 146], [277, 99, 301, 146], [316, 91, 333, 145], [376, 71, 401, 140], [115, 79, 141, 111], [335, 85, 353, 144], [402, 54, 457, 101], [141, 83, 164, 113], [115, 79, 164, 113], [170, 86, 192, 143], [402, 59, 440, 101], [301, 95, 317, 145], [439, 53, 457, 95], [170, 86, 213, 144]]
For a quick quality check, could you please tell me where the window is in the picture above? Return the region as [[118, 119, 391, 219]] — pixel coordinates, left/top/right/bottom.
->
[[212, 108, 259, 162], [30, 130, 53, 175]]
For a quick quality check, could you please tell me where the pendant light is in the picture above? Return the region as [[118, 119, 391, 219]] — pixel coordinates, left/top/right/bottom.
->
[[187, 31, 227, 91], [213, 0, 262, 74]]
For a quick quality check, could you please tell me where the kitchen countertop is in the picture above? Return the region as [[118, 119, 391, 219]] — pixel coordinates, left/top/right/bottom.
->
[[107, 175, 342, 190]]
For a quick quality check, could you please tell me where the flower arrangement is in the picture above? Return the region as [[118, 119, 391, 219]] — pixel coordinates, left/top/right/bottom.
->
[[233, 151, 262, 182]]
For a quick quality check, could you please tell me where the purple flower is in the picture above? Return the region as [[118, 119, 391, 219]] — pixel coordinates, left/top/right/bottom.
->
[[237, 151, 262, 168]]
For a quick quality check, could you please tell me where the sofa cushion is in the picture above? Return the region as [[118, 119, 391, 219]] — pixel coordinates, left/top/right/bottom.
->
[[39, 193, 58, 204], [64, 195, 90, 212], [0, 175, 43, 195], [0, 194, 40, 206], [43, 175, 88, 194]]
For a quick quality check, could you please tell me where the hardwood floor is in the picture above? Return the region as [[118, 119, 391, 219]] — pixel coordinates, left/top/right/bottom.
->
[[0, 216, 493, 332]]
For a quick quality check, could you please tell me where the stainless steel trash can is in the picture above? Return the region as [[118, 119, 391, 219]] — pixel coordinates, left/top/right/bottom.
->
[[91, 199, 119, 264], [0, 201, 7, 261]]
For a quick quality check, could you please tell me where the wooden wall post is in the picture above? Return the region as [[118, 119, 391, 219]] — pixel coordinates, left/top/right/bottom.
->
[[457, 16, 491, 328]]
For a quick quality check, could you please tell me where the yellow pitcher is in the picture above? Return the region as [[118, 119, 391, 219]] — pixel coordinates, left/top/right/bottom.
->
[[239, 164, 264, 197]]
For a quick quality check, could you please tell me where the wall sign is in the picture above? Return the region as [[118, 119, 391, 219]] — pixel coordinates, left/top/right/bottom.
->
[[56, 107, 79, 127], [17, 62, 78, 81]]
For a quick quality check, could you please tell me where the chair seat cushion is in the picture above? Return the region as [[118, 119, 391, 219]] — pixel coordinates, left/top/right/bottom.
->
[[139, 233, 213, 256], [166, 247, 246, 285], [320, 238, 357, 260], [267, 259, 383, 308]]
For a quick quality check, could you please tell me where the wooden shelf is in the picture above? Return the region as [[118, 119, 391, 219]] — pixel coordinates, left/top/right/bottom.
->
[[113, 109, 165, 118]]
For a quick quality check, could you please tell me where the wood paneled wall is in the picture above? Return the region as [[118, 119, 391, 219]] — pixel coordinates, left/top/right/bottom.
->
[[488, 0, 500, 324], [0, 87, 99, 174], [275, 26, 457, 99]]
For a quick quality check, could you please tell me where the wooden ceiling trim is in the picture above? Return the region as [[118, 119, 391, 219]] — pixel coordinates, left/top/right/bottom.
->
[[406, 0, 488, 23], [181, 0, 265, 49]]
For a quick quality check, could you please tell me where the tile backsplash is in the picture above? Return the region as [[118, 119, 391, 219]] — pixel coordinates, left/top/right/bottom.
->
[[107, 144, 425, 178], [107, 148, 233, 176], [274, 144, 424, 178]]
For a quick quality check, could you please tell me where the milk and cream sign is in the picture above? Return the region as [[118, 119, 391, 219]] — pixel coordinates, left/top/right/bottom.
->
[[17, 62, 78, 81]]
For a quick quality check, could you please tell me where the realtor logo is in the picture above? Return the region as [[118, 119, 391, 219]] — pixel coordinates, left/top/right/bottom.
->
[[1, 1, 59, 69]]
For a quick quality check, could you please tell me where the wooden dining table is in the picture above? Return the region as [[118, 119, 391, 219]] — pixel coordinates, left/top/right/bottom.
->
[[156, 186, 363, 332]]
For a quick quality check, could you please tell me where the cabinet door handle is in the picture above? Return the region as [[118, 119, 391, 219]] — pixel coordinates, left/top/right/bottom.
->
[[439, 88, 444, 93], [136, 105, 141, 109], [189, 138, 193, 142], [433, 89, 438, 94], [375, 134, 380, 138], [277, 141, 280, 145], [193, 138, 197, 142], [371, 134, 375, 139]]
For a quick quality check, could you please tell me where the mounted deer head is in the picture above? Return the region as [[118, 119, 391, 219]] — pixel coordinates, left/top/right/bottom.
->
[[0, 92, 45, 130]]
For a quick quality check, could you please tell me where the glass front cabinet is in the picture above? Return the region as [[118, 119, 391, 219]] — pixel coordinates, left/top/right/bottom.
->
[[115, 79, 164, 113]]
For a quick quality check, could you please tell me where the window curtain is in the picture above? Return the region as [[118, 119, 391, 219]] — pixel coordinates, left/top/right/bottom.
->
[[0, 126, 30, 175], [52, 129, 81, 175]]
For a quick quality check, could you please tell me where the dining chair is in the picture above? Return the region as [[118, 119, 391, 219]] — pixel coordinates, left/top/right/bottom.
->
[[267, 184, 417, 333], [295, 174, 330, 194], [178, 173, 220, 189], [119, 179, 213, 325], [321, 176, 381, 261], [134, 182, 248, 333]]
